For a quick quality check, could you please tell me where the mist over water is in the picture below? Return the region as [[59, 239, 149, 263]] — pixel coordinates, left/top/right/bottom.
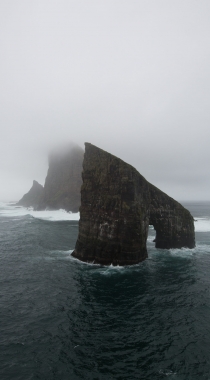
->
[[1, 201, 210, 379], [1, 1, 210, 202]]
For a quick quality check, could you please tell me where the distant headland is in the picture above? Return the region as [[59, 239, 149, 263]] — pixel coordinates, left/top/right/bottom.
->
[[17, 180, 44, 209], [17, 143, 84, 213]]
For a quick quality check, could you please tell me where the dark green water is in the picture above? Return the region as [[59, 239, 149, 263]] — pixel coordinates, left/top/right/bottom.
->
[[0, 202, 210, 379]]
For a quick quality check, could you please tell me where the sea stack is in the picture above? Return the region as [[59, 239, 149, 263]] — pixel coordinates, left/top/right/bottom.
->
[[72, 143, 195, 265], [37, 143, 84, 212], [17, 180, 44, 208]]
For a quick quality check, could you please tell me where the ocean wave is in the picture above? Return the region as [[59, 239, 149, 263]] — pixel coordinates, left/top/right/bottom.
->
[[98, 264, 134, 276], [0, 202, 80, 221], [169, 243, 210, 257], [147, 235, 155, 242], [1, 202, 209, 229], [158, 369, 177, 377]]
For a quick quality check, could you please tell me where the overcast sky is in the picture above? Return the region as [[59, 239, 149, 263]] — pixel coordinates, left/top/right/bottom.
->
[[1, 0, 210, 201]]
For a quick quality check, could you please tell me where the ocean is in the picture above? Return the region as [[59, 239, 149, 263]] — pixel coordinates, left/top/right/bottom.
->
[[0, 201, 210, 380]]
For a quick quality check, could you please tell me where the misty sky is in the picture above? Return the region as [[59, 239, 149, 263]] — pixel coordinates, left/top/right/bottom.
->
[[1, 0, 210, 201]]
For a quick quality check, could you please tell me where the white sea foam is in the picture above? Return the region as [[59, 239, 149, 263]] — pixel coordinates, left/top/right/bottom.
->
[[169, 243, 210, 257], [147, 235, 155, 242], [169, 247, 195, 257], [99, 265, 131, 275], [0, 202, 80, 221]]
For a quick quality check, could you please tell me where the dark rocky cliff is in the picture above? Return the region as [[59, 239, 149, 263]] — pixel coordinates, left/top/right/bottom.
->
[[17, 180, 44, 208], [37, 144, 84, 212], [149, 184, 195, 249], [72, 143, 195, 265]]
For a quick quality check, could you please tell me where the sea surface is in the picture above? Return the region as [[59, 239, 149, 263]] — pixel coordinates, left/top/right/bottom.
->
[[0, 201, 210, 380]]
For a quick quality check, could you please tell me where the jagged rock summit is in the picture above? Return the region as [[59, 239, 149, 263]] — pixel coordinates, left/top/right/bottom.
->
[[72, 143, 195, 265], [37, 143, 84, 212], [17, 180, 44, 208]]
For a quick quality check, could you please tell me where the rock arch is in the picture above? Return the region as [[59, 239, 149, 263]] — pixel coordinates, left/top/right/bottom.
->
[[149, 183, 195, 249], [72, 143, 195, 265]]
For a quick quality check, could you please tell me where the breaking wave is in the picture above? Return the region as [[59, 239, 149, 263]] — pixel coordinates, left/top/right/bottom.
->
[[0, 202, 80, 221]]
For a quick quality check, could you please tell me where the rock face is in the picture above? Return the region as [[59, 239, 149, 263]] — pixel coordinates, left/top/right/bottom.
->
[[149, 184, 195, 249], [37, 144, 84, 212], [72, 143, 195, 265], [17, 180, 44, 208]]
